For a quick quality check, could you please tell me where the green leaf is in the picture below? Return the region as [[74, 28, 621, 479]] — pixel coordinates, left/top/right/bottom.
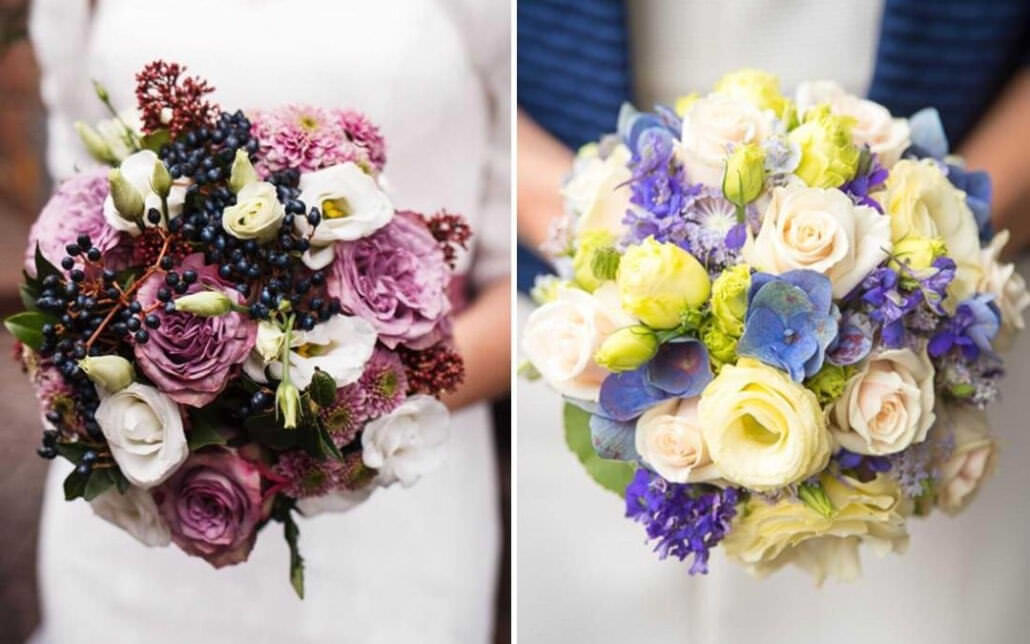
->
[[283, 511, 305, 599], [187, 408, 227, 450], [5, 311, 54, 350], [140, 129, 170, 153], [83, 467, 115, 501], [63, 469, 88, 501], [34, 244, 62, 283], [244, 411, 297, 450], [563, 402, 636, 496], [54, 441, 89, 463], [308, 368, 336, 407], [19, 278, 39, 312]]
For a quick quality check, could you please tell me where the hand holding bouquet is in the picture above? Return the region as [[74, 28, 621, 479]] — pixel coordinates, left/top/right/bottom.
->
[[524, 69, 1028, 583], [7, 61, 469, 597]]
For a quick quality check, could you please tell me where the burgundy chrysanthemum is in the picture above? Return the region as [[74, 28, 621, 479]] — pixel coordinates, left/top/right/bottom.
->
[[319, 383, 368, 448], [135, 60, 219, 137], [359, 349, 408, 417], [273, 450, 347, 499], [398, 343, 465, 396]]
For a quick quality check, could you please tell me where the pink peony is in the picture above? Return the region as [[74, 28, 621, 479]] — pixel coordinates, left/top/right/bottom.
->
[[134, 253, 256, 407], [25, 168, 126, 275], [153, 448, 267, 568]]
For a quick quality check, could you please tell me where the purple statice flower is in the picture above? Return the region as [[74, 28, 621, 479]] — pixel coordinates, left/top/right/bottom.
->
[[682, 186, 750, 272], [841, 154, 889, 213], [625, 468, 740, 575], [622, 129, 703, 248], [358, 348, 409, 418], [934, 352, 1003, 409], [929, 294, 1000, 361], [888, 442, 934, 498]]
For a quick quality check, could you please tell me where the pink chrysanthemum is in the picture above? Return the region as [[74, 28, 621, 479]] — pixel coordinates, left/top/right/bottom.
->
[[273, 450, 346, 499], [319, 383, 368, 448], [249, 105, 384, 177], [359, 348, 408, 418]]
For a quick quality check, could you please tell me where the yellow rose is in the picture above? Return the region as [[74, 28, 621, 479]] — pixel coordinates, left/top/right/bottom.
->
[[698, 358, 831, 490], [710, 263, 751, 336], [616, 237, 710, 329], [788, 104, 861, 189], [714, 68, 795, 125], [572, 229, 617, 292], [722, 473, 909, 584], [883, 159, 982, 304]]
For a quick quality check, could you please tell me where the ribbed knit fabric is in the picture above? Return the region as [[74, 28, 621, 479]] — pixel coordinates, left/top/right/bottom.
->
[[868, 0, 1030, 146]]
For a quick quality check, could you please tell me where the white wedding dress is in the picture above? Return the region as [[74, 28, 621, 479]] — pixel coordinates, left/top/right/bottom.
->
[[519, 2, 1030, 643], [29, 1, 509, 642]]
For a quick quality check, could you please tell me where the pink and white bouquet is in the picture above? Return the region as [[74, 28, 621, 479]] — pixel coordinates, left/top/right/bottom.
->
[[7, 61, 469, 596], [523, 69, 1028, 583]]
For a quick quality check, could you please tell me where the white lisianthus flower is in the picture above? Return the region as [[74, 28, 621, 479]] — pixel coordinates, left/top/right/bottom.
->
[[294, 162, 394, 269], [522, 282, 635, 401], [635, 398, 722, 484], [221, 181, 285, 242], [934, 403, 997, 515], [90, 486, 171, 547], [830, 348, 936, 455], [103, 150, 186, 234], [362, 395, 450, 487], [743, 185, 892, 298], [245, 314, 377, 389], [795, 81, 911, 168], [94, 383, 188, 488], [976, 229, 1030, 350], [679, 93, 776, 187], [562, 143, 632, 238]]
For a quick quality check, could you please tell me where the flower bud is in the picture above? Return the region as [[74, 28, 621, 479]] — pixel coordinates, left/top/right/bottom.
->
[[572, 229, 617, 292], [92, 79, 110, 103], [710, 263, 751, 337], [150, 159, 172, 199], [699, 317, 737, 368], [276, 380, 301, 430], [108, 168, 145, 222], [804, 363, 849, 405], [229, 148, 259, 194], [78, 355, 134, 393], [74, 121, 117, 164], [174, 291, 233, 317], [722, 142, 765, 207], [594, 325, 658, 372], [798, 481, 835, 518], [890, 236, 947, 272]]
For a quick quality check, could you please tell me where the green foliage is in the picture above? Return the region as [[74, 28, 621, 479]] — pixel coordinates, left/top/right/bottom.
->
[[187, 407, 228, 450], [5, 311, 55, 351], [308, 369, 337, 407]]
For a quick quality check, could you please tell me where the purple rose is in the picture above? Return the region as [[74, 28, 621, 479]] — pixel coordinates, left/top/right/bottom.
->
[[153, 448, 268, 568], [327, 211, 451, 348], [135, 253, 256, 406], [25, 168, 127, 275]]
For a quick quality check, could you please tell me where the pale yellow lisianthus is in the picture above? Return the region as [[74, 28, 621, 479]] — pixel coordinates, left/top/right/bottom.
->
[[883, 159, 982, 305], [713, 68, 795, 125], [709, 263, 751, 336], [698, 358, 831, 490], [616, 237, 710, 329], [722, 473, 909, 585], [571, 229, 617, 292], [788, 104, 861, 189]]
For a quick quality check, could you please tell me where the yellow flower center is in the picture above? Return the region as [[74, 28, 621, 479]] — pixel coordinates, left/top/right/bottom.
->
[[298, 114, 320, 132], [322, 198, 351, 219], [294, 343, 328, 358]]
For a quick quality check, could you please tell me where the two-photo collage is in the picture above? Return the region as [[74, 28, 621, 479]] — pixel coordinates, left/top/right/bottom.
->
[[2, 1, 1030, 642]]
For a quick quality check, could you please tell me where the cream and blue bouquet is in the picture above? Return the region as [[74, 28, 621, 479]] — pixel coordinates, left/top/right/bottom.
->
[[523, 69, 1028, 583]]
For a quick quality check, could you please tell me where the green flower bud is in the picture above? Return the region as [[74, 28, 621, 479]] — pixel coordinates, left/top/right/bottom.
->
[[710, 263, 751, 337], [150, 159, 172, 199], [572, 229, 617, 292], [594, 325, 659, 372], [788, 104, 860, 189], [700, 317, 738, 369], [92, 79, 110, 103], [107, 168, 145, 222], [229, 148, 259, 194], [78, 355, 134, 392], [804, 363, 849, 405], [798, 481, 835, 518], [74, 121, 118, 164], [722, 143, 765, 207], [174, 291, 233, 317], [890, 236, 947, 272], [276, 380, 301, 430]]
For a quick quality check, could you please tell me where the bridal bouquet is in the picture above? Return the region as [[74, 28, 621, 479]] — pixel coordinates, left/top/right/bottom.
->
[[7, 61, 468, 596], [524, 69, 1028, 583]]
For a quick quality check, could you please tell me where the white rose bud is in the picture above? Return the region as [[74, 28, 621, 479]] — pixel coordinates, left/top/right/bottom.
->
[[90, 486, 171, 547], [78, 355, 134, 393], [95, 383, 188, 488], [174, 290, 233, 317], [221, 181, 285, 242], [635, 398, 722, 484], [228, 148, 260, 194], [362, 395, 449, 487]]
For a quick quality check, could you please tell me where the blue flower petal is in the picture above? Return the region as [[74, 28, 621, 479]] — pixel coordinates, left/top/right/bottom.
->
[[777, 269, 834, 315], [599, 368, 668, 422], [907, 107, 949, 160], [827, 320, 872, 366], [589, 414, 640, 461], [646, 339, 713, 397]]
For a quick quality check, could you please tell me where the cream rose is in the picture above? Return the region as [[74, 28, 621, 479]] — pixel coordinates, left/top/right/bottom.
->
[[522, 283, 635, 401], [103, 150, 187, 234], [934, 403, 997, 515], [562, 143, 632, 238], [698, 358, 831, 490], [722, 473, 909, 584], [976, 229, 1030, 350], [883, 159, 982, 304], [680, 93, 775, 187], [795, 81, 910, 168], [221, 181, 285, 242], [635, 398, 722, 484], [94, 383, 188, 488], [361, 395, 450, 487], [743, 185, 891, 298], [830, 348, 935, 455], [90, 486, 171, 547]]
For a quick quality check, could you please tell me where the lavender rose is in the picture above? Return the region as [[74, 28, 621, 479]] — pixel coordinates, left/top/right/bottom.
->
[[327, 211, 451, 348], [25, 168, 126, 275], [135, 253, 256, 406], [153, 448, 267, 568]]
